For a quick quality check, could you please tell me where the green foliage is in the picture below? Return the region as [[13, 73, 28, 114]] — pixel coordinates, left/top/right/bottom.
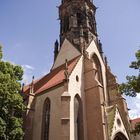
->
[[0, 117, 6, 138], [119, 76, 140, 97], [130, 49, 140, 70], [131, 122, 140, 136], [119, 49, 140, 97], [0, 47, 25, 139], [119, 49, 140, 135]]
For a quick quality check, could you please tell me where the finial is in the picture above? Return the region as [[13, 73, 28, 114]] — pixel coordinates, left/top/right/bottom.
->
[[55, 40, 59, 49], [104, 56, 108, 65], [65, 59, 68, 70], [64, 59, 69, 81], [81, 43, 85, 55], [54, 40, 59, 61], [30, 76, 35, 94], [20, 83, 25, 94], [22, 83, 25, 88], [80, 26, 84, 37], [98, 40, 103, 54], [32, 76, 35, 81]]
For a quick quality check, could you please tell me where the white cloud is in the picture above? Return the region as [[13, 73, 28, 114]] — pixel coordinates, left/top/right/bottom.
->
[[127, 95, 140, 119], [21, 64, 35, 84], [22, 64, 35, 71], [129, 109, 140, 119], [136, 93, 140, 100], [136, 102, 140, 109]]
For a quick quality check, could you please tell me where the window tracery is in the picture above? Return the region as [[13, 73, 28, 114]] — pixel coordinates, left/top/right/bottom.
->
[[92, 54, 103, 85], [42, 98, 51, 140], [74, 95, 84, 140]]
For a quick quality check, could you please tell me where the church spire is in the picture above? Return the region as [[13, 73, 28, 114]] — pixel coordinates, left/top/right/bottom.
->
[[59, 0, 97, 51]]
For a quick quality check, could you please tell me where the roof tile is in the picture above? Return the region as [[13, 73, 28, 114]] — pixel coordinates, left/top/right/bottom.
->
[[23, 56, 81, 95], [131, 118, 140, 129]]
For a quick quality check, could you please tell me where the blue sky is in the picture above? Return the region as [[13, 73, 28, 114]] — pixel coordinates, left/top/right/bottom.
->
[[0, 0, 140, 119]]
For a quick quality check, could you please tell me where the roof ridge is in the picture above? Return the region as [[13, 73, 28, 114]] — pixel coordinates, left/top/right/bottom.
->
[[23, 55, 81, 94], [51, 55, 81, 72], [131, 118, 140, 121]]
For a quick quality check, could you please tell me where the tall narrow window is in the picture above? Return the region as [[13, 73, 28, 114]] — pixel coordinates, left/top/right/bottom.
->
[[42, 98, 51, 140], [63, 16, 69, 32], [92, 54, 103, 85], [74, 95, 84, 140]]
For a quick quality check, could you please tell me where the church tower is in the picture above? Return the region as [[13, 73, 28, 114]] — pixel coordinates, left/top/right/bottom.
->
[[23, 1, 132, 140], [59, 0, 97, 51]]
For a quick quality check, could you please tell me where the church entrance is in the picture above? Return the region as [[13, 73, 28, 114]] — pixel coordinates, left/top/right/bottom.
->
[[114, 132, 128, 140]]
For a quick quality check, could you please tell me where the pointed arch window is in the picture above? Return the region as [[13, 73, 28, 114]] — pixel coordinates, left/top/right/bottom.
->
[[74, 95, 84, 140], [42, 98, 51, 140], [92, 54, 103, 85]]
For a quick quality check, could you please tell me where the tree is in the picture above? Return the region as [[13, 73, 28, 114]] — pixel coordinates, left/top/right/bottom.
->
[[119, 49, 140, 97], [119, 49, 140, 135], [0, 46, 25, 140]]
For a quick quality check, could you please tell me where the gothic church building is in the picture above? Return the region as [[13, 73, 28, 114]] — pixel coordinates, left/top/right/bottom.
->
[[23, 0, 132, 140]]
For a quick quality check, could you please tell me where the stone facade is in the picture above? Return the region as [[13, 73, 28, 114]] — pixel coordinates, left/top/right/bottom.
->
[[23, 0, 132, 140], [59, 0, 97, 50]]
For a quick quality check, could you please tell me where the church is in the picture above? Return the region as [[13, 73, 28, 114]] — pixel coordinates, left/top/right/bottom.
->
[[23, 0, 133, 140]]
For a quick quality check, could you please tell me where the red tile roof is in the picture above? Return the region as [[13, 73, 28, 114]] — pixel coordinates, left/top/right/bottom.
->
[[131, 118, 140, 129], [23, 56, 81, 95]]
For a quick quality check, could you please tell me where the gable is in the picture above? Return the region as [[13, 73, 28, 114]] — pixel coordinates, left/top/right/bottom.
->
[[68, 56, 84, 96], [52, 39, 80, 70], [86, 40, 106, 85], [111, 107, 130, 140], [86, 40, 102, 61], [23, 56, 81, 95]]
